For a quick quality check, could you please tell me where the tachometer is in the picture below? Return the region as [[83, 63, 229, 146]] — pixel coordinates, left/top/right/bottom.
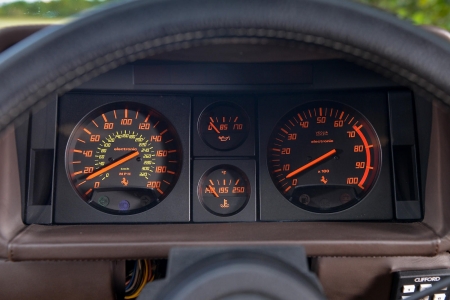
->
[[65, 102, 182, 214], [267, 101, 381, 212]]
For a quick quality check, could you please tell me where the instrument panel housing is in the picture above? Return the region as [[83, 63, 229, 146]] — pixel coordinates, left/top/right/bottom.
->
[[17, 60, 430, 224], [54, 94, 191, 223]]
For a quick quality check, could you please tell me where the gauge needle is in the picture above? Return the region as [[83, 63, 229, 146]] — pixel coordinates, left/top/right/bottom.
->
[[209, 122, 221, 134], [209, 185, 220, 197], [86, 151, 139, 180], [285, 149, 337, 179]]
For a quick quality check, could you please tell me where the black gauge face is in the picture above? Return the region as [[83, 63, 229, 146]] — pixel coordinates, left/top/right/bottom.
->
[[267, 101, 381, 213], [65, 102, 182, 214], [198, 102, 250, 151], [198, 165, 250, 216]]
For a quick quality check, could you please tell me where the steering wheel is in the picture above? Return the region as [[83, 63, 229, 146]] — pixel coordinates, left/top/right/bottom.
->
[[0, 0, 450, 299], [0, 0, 450, 133]]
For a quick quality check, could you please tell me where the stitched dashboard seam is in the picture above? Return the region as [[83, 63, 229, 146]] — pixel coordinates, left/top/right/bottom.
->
[[2, 28, 448, 131]]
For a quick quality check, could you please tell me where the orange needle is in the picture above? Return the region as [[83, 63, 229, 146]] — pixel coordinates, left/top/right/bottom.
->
[[86, 151, 139, 180], [209, 122, 221, 134], [209, 185, 219, 197], [285, 149, 337, 179]]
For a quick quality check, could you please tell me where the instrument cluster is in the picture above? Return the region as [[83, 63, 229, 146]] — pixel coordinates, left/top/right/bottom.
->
[[46, 90, 422, 223]]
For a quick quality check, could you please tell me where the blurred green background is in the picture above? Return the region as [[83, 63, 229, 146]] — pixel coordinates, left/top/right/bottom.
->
[[0, 0, 449, 30]]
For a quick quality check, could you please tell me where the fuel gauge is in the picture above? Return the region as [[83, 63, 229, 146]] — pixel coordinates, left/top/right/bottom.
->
[[198, 102, 250, 151], [198, 165, 250, 216]]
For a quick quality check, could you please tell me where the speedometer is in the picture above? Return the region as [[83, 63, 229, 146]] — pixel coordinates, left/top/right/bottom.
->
[[267, 101, 381, 213], [65, 102, 182, 214]]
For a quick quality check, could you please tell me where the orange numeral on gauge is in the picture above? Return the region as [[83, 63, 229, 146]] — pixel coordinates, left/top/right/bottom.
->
[[104, 123, 114, 130], [281, 148, 291, 155], [83, 150, 92, 157], [83, 167, 94, 174], [156, 150, 167, 157], [121, 119, 132, 125], [282, 164, 290, 171], [292, 179, 298, 186], [150, 135, 162, 142], [334, 120, 344, 127], [94, 182, 100, 188], [219, 187, 229, 193], [287, 133, 297, 140], [155, 166, 166, 173], [356, 162, 365, 169], [90, 135, 100, 142], [347, 177, 359, 184], [317, 117, 326, 124], [300, 121, 309, 128], [233, 124, 243, 130], [147, 181, 161, 188], [354, 145, 364, 152], [139, 123, 150, 130], [347, 131, 356, 138], [232, 187, 245, 193], [219, 124, 228, 130]]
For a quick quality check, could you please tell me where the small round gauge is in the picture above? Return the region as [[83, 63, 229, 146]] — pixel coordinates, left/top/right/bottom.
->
[[198, 165, 250, 216], [267, 101, 381, 213], [198, 102, 250, 151], [65, 102, 182, 214]]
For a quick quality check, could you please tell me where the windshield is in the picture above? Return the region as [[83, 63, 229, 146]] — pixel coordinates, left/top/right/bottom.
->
[[0, 0, 449, 31], [0, 0, 116, 28]]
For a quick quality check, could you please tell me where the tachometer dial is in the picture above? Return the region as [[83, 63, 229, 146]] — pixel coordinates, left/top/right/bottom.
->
[[65, 102, 182, 214], [198, 102, 249, 151], [267, 101, 381, 213], [198, 165, 250, 216]]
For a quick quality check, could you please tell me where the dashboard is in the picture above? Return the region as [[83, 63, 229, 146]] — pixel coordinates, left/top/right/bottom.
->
[[3, 1, 450, 299], [19, 60, 431, 224]]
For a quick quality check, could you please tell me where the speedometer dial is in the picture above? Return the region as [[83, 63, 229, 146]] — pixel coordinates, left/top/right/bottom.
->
[[267, 101, 381, 213], [65, 102, 182, 214]]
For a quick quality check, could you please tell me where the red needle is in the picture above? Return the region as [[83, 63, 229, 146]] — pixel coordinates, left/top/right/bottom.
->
[[209, 185, 219, 197], [209, 122, 221, 134], [86, 151, 139, 180], [285, 149, 337, 179]]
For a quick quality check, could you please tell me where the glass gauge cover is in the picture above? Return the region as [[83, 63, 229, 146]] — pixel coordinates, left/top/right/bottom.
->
[[267, 101, 381, 213], [198, 102, 250, 151], [198, 165, 250, 216], [65, 102, 182, 214]]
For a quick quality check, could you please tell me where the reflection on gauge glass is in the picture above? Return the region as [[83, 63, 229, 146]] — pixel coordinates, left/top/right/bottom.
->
[[198, 165, 250, 216], [267, 101, 381, 213], [65, 102, 182, 214], [198, 102, 250, 151]]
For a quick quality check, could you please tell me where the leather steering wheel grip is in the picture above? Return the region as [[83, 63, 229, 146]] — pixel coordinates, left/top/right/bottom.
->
[[0, 0, 449, 133]]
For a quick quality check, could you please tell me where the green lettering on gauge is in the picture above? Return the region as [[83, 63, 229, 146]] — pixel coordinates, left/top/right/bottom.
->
[[267, 101, 381, 213], [65, 102, 182, 214]]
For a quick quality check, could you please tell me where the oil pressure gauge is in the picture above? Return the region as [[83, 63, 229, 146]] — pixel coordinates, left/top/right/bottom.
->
[[198, 165, 250, 216], [198, 102, 250, 151]]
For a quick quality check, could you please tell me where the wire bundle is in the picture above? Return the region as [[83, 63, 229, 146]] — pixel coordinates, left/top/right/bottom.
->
[[125, 259, 154, 299]]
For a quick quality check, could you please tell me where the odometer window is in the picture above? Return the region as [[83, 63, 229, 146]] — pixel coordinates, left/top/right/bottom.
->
[[65, 102, 182, 214], [267, 101, 381, 213]]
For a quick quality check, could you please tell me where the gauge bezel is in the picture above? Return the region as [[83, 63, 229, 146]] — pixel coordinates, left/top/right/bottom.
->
[[193, 97, 256, 157], [64, 101, 183, 215], [54, 93, 190, 224], [192, 159, 257, 222], [258, 91, 394, 221], [197, 164, 251, 217], [197, 101, 251, 151], [266, 100, 382, 213]]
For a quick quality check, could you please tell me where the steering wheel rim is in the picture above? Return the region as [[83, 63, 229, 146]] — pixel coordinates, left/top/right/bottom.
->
[[0, 0, 449, 132]]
